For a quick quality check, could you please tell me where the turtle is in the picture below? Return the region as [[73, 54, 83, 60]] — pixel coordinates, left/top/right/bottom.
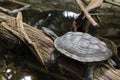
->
[[42, 27, 115, 80]]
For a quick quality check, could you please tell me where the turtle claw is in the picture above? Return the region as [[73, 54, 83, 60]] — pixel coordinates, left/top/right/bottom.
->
[[108, 58, 117, 68]]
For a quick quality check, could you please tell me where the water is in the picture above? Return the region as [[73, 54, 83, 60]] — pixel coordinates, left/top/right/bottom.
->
[[22, 10, 78, 36], [22, 9, 120, 44], [0, 5, 120, 80], [87, 13, 120, 45], [0, 1, 23, 10]]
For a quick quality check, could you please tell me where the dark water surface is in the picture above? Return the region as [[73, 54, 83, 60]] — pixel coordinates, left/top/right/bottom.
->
[[22, 10, 77, 36], [0, 1, 23, 10]]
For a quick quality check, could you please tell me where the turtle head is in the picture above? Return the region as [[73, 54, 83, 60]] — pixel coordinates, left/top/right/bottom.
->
[[42, 27, 58, 40]]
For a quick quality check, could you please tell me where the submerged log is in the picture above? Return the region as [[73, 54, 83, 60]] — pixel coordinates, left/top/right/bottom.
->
[[0, 12, 120, 80]]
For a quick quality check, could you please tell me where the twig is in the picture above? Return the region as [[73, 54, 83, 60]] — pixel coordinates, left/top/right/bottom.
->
[[16, 12, 46, 68], [1, 22, 23, 40], [0, 7, 10, 13], [0, 16, 7, 22], [104, 0, 120, 7], [0, 0, 30, 14], [90, 13, 117, 16], [16, 12, 32, 43], [75, 0, 99, 27], [9, 5, 30, 14], [85, 0, 103, 12], [9, 0, 29, 5]]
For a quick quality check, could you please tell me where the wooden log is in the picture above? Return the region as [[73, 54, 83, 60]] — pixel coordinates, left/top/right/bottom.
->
[[0, 12, 54, 68], [57, 55, 120, 80], [16, 12, 46, 67]]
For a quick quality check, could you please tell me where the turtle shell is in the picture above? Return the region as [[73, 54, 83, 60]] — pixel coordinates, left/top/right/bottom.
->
[[54, 32, 112, 62]]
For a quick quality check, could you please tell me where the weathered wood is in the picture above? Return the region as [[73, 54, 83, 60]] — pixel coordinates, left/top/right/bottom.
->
[[0, 0, 30, 14], [85, 0, 104, 12], [16, 12, 45, 66], [104, 0, 120, 7], [75, 0, 99, 27], [57, 56, 120, 80], [0, 12, 53, 68]]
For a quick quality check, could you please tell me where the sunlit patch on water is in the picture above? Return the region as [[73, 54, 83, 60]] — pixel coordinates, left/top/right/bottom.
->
[[21, 76, 32, 80], [63, 11, 79, 18], [22, 10, 76, 36]]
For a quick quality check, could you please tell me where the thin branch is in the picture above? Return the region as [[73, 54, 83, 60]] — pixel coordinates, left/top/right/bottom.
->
[[1, 22, 23, 41], [85, 0, 103, 12], [16, 12, 46, 68], [16, 12, 32, 43], [104, 0, 120, 7], [75, 0, 99, 27]]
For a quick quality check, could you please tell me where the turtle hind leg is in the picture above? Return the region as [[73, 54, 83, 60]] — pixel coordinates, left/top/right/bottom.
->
[[83, 62, 96, 80]]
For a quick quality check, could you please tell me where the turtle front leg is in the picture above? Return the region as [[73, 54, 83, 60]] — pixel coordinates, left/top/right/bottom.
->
[[49, 48, 58, 71], [83, 63, 96, 80]]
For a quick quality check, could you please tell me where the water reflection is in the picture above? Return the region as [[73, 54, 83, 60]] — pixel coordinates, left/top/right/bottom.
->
[[63, 11, 79, 18], [0, 47, 42, 80], [21, 76, 31, 80], [4, 68, 16, 79], [22, 10, 78, 36], [34, 13, 52, 28]]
